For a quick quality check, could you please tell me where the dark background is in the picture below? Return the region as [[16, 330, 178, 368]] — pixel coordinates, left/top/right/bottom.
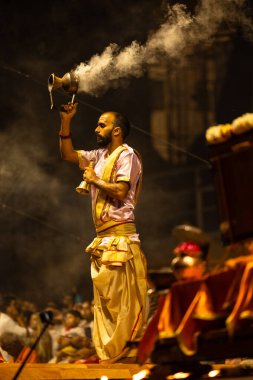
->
[[0, 0, 253, 306]]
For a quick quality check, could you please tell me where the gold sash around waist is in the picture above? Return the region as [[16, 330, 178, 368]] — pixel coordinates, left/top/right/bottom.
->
[[96, 221, 136, 237]]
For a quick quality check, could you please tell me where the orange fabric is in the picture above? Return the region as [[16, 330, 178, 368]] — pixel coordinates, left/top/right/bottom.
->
[[15, 346, 39, 363], [0, 351, 5, 363], [174, 268, 236, 354], [226, 260, 253, 334], [158, 279, 201, 336], [137, 255, 253, 361]]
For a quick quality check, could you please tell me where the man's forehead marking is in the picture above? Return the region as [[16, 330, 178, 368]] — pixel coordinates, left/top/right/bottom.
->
[[98, 115, 107, 123], [98, 113, 114, 124]]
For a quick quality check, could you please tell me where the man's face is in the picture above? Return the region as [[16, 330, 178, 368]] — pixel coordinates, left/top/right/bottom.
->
[[81, 302, 93, 321], [7, 300, 19, 319], [65, 313, 80, 329], [95, 113, 116, 148]]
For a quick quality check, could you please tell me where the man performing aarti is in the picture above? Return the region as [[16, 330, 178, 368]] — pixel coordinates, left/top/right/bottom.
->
[[57, 102, 147, 363]]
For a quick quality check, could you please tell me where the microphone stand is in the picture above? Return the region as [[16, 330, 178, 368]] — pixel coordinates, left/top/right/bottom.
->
[[12, 311, 53, 380]]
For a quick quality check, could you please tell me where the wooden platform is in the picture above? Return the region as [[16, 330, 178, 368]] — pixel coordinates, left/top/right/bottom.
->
[[0, 363, 151, 380], [2, 362, 253, 380]]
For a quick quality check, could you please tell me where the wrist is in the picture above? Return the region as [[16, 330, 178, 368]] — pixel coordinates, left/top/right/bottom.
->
[[59, 132, 71, 139], [60, 119, 71, 129], [93, 178, 105, 188]]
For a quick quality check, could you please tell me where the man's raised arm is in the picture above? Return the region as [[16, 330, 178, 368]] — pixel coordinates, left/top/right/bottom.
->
[[59, 102, 79, 165]]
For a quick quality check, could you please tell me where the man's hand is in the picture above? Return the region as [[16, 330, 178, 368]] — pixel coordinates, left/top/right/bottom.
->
[[58, 335, 72, 348], [59, 102, 79, 165], [84, 165, 130, 201], [83, 166, 98, 184], [60, 102, 78, 123]]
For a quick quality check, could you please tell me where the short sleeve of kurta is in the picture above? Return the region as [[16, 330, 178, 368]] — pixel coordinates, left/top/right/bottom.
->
[[115, 149, 141, 187]]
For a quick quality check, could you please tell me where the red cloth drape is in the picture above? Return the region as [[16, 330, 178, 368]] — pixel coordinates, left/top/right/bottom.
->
[[137, 255, 253, 362]]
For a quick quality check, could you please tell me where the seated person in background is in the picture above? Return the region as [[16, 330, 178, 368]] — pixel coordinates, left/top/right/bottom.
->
[[66, 335, 96, 363], [18, 300, 38, 328], [0, 294, 30, 362], [49, 310, 92, 363], [16, 312, 53, 363], [61, 294, 75, 314], [45, 305, 64, 358], [79, 301, 94, 340]]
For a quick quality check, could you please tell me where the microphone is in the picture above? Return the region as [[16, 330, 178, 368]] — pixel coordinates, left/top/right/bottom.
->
[[39, 310, 54, 325]]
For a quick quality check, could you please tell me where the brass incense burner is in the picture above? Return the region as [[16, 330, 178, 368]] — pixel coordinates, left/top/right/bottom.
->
[[48, 70, 79, 109]]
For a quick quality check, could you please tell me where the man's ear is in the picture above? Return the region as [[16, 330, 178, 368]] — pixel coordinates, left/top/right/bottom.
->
[[113, 127, 121, 136]]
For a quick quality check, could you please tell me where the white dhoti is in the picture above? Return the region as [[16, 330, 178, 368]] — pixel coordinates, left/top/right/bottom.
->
[[86, 229, 147, 361]]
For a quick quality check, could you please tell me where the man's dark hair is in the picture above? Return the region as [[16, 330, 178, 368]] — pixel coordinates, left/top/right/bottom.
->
[[112, 112, 131, 139], [67, 309, 82, 320], [0, 294, 17, 313]]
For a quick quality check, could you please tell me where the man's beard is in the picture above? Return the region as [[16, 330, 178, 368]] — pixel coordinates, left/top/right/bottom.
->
[[96, 134, 112, 148]]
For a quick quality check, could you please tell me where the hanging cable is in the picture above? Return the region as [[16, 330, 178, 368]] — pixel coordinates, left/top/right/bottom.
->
[[2, 203, 85, 243]]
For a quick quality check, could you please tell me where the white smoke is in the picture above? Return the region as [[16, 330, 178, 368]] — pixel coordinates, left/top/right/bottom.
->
[[76, 0, 253, 96]]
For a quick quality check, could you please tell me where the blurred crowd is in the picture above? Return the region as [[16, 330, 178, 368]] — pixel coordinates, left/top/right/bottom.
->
[[0, 292, 98, 364]]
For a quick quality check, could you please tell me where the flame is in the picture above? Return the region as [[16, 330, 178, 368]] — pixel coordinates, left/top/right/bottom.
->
[[132, 369, 150, 380], [167, 372, 191, 379], [208, 369, 221, 378]]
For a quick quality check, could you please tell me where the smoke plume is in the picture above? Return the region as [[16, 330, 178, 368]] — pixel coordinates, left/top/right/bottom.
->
[[76, 0, 253, 96]]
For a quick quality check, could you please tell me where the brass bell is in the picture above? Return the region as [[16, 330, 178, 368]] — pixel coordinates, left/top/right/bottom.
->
[[76, 180, 90, 195], [75, 160, 94, 195]]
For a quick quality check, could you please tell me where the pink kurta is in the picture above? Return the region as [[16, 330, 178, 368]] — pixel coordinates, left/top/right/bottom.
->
[[77, 143, 141, 226]]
